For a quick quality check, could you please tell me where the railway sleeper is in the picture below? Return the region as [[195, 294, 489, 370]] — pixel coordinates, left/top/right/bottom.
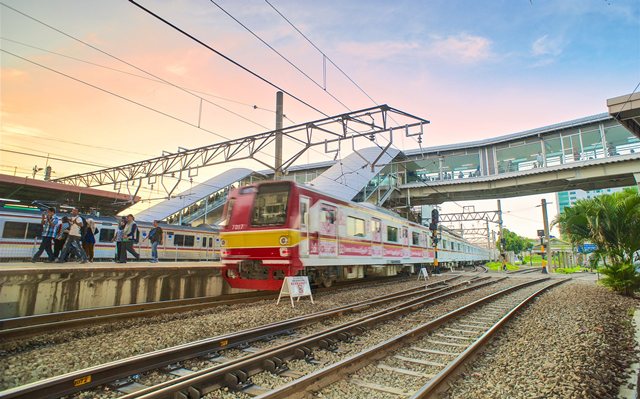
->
[[224, 369, 252, 391], [172, 386, 202, 399], [262, 356, 289, 375]]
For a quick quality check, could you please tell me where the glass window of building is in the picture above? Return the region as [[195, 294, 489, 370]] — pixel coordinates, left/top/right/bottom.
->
[[580, 128, 604, 159], [543, 134, 563, 166]]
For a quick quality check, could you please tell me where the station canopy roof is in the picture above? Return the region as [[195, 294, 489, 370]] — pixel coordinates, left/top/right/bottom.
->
[[0, 174, 140, 215], [307, 146, 401, 201], [134, 168, 255, 222]]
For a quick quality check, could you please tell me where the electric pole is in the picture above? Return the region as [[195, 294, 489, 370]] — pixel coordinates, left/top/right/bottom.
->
[[274, 91, 283, 179], [541, 198, 552, 273]]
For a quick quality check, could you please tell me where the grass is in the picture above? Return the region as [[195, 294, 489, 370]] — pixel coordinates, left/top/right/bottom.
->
[[522, 254, 543, 266], [486, 261, 519, 271], [554, 266, 588, 274]]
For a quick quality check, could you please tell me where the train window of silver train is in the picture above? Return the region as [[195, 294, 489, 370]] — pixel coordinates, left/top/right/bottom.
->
[[26, 223, 43, 239], [209, 237, 213, 247], [202, 237, 207, 248], [99, 228, 116, 242], [412, 232, 420, 246], [2, 221, 28, 239], [184, 235, 195, 247], [174, 234, 185, 246], [387, 226, 398, 242]]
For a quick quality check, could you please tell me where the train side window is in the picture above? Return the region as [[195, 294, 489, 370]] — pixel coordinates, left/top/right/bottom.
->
[[27, 223, 43, 238], [184, 235, 195, 247], [386, 226, 398, 242], [347, 216, 366, 237], [412, 231, 420, 246], [174, 234, 185, 246], [2, 221, 27, 238], [202, 236, 207, 247], [209, 237, 213, 247], [99, 229, 115, 242], [300, 200, 308, 227]]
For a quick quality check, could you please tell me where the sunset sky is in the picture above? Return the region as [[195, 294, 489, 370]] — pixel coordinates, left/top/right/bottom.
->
[[1, 0, 639, 238]]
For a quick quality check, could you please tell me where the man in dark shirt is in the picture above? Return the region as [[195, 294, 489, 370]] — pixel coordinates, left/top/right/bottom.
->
[[145, 220, 163, 263]]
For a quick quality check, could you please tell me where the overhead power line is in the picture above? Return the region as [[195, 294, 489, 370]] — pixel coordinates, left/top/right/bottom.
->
[[128, 0, 330, 118], [208, 0, 352, 111], [0, 3, 270, 131]]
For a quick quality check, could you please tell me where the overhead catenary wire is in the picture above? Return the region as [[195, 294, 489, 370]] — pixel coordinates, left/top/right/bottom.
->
[[208, 0, 353, 112], [0, 36, 279, 114], [0, 3, 271, 131]]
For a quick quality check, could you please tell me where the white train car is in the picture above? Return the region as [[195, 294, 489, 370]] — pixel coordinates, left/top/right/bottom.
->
[[0, 206, 220, 262]]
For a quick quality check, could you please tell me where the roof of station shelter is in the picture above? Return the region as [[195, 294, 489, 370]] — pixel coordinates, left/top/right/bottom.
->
[[134, 168, 256, 222], [403, 113, 612, 156], [307, 146, 401, 201], [0, 174, 140, 214]]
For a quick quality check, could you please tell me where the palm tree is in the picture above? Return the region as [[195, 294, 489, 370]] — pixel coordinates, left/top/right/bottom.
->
[[554, 189, 640, 264]]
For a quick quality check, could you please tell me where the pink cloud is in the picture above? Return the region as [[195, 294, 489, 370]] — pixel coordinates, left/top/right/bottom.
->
[[430, 33, 494, 63]]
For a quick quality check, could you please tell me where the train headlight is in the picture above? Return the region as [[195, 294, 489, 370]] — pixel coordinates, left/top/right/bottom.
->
[[279, 235, 289, 246]]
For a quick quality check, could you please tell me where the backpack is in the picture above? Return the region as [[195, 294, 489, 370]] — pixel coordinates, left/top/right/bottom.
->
[[80, 217, 88, 238], [132, 223, 140, 243]]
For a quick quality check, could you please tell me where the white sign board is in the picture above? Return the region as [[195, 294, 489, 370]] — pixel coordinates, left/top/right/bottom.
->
[[277, 276, 314, 308], [417, 267, 429, 282]]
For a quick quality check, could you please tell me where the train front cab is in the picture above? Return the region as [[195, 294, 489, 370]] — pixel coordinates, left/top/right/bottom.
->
[[220, 181, 302, 290]]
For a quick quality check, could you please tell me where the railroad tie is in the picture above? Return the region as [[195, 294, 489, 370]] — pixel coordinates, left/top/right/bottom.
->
[[378, 363, 435, 378], [350, 378, 412, 396], [394, 354, 446, 367], [409, 346, 459, 357]]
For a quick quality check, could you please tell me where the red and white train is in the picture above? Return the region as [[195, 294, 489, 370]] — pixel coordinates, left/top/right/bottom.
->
[[220, 181, 491, 290]]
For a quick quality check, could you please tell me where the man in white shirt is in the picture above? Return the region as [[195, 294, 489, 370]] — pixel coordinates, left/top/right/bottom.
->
[[56, 208, 88, 264]]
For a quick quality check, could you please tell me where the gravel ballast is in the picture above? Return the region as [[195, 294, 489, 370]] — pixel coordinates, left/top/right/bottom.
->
[[443, 281, 638, 399], [0, 276, 453, 390]]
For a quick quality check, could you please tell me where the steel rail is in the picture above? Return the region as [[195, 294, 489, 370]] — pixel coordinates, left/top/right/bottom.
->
[[0, 275, 475, 399], [0, 275, 413, 340], [253, 277, 555, 399], [410, 278, 568, 398], [115, 276, 504, 399]]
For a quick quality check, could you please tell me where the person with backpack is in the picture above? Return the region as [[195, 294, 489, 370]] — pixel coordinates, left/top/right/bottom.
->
[[56, 208, 88, 264], [143, 220, 163, 263], [122, 214, 140, 262], [82, 219, 98, 262], [53, 216, 70, 260]]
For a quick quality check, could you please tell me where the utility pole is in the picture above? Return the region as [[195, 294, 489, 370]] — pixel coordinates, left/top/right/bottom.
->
[[497, 199, 506, 270], [485, 218, 491, 250], [274, 91, 284, 180], [541, 198, 552, 273]]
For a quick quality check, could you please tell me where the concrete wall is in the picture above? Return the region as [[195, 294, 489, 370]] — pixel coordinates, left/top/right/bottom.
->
[[0, 266, 246, 318]]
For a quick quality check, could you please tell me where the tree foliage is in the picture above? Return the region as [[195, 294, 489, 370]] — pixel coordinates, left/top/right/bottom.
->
[[553, 188, 640, 296], [498, 228, 533, 254]]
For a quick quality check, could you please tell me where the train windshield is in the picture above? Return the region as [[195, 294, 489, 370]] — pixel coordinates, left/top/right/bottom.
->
[[251, 183, 290, 226]]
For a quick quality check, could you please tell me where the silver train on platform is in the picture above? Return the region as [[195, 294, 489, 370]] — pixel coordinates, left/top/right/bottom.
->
[[0, 206, 220, 262]]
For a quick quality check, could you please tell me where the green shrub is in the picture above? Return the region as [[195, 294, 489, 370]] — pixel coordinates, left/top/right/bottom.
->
[[599, 263, 640, 296], [485, 262, 519, 271]]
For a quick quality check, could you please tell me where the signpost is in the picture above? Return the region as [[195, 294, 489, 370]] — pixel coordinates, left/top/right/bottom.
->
[[277, 276, 314, 308], [417, 267, 429, 282]]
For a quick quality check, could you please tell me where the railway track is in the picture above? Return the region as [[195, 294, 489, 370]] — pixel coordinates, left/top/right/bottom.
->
[[0, 274, 418, 341], [0, 273, 496, 399], [260, 277, 566, 399], [110, 277, 562, 399]]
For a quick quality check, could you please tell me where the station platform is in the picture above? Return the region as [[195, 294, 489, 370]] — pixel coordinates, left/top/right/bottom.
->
[[0, 261, 241, 319]]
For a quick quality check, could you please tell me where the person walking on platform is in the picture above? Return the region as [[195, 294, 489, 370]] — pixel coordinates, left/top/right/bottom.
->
[[56, 208, 88, 264], [82, 219, 98, 262], [31, 207, 58, 263], [143, 220, 163, 263], [113, 217, 126, 262], [53, 216, 70, 260], [123, 214, 140, 262]]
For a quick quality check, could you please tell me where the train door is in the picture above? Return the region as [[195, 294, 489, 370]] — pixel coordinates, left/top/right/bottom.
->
[[299, 197, 310, 257], [371, 218, 382, 258], [402, 226, 410, 258], [319, 204, 337, 257]]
